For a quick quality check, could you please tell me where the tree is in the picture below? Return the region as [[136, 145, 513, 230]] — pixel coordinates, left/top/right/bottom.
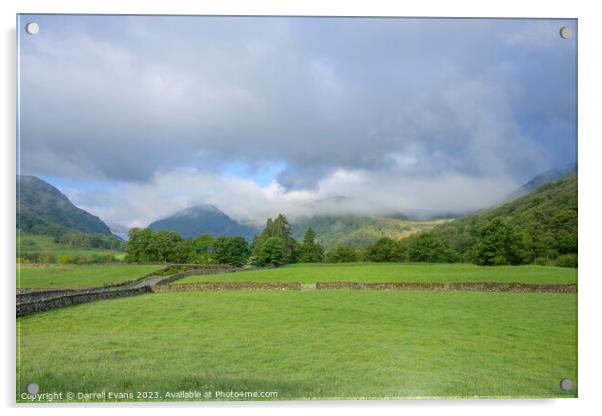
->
[[171, 239, 195, 263], [259, 237, 285, 266], [212, 236, 250, 267], [192, 234, 214, 264], [126, 227, 155, 262], [408, 233, 446, 262], [152, 230, 184, 262], [325, 244, 358, 263], [405, 233, 460, 263], [472, 218, 530, 265], [298, 228, 325, 263], [251, 214, 298, 263], [365, 237, 404, 262]]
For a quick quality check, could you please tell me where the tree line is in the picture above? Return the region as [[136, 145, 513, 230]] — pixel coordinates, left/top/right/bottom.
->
[[126, 213, 576, 269], [125, 214, 325, 267]]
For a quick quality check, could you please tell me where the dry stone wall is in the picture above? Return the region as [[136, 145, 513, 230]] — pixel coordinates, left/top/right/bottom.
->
[[16, 264, 244, 317], [17, 286, 151, 317]]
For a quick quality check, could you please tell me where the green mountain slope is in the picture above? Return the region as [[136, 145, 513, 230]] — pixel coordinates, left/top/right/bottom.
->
[[17, 175, 113, 236], [292, 215, 449, 250], [406, 173, 577, 262]]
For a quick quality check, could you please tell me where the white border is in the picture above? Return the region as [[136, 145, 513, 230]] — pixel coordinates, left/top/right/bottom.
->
[[2, 1, 601, 415]]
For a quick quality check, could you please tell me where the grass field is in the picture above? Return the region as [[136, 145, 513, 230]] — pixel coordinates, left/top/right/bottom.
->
[[18, 233, 126, 260], [17, 264, 163, 289], [17, 290, 577, 401], [175, 263, 577, 285]]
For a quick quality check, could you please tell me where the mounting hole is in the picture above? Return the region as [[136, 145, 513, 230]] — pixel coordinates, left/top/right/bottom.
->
[[26, 382, 39, 395], [25, 22, 39, 35], [559, 378, 573, 391], [559, 26, 572, 39]]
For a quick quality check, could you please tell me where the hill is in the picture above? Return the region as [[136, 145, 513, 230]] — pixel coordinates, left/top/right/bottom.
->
[[148, 204, 258, 241], [291, 215, 448, 250], [508, 163, 576, 200], [17, 175, 113, 236], [405, 173, 577, 263]]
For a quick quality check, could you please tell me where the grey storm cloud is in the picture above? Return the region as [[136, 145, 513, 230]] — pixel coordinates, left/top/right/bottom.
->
[[18, 15, 577, 225]]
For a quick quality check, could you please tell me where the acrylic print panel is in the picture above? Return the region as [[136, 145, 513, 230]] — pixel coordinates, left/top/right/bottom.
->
[[16, 14, 577, 402]]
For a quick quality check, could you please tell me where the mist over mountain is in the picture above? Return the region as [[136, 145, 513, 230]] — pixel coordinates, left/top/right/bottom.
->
[[508, 163, 577, 201], [108, 223, 130, 240]]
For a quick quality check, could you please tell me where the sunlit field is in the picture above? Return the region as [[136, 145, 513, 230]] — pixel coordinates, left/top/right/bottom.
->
[[175, 263, 577, 285], [17, 290, 577, 401], [17, 264, 163, 289]]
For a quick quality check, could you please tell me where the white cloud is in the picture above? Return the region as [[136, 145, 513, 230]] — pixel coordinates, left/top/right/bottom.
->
[[65, 167, 520, 229]]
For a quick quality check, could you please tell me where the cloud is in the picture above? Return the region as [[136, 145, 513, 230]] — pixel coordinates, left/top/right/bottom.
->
[[19, 16, 577, 225], [64, 167, 519, 228], [500, 20, 575, 49]]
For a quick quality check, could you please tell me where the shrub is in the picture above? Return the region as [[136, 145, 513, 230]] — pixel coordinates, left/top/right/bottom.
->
[[73, 254, 90, 264], [533, 257, 552, 266], [39, 252, 57, 264], [555, 254, 577, 268], [365, 237, 404, 262], [57, 254, 73, 264], [325, 245, 358, 263], [90, 253, 117, 264]]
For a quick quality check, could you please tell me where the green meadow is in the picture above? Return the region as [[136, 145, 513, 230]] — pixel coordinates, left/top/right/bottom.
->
[[17, 264, 162, 289], [17, 290, 577, 401], [175, 263, 577, 285]]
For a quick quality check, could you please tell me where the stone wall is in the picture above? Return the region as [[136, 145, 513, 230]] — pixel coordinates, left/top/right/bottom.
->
[[153, 281, 301, 292], [315, 282, 578, 292], [16, 264, 251, 317], [17, 289, 79, 303], [16, 265, 172, 304], [17, 286, 151, 317], [152, 266, 246, 285]]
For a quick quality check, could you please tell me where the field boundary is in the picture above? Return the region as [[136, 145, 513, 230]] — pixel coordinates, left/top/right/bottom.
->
[[153, 281, 577, 293], [154, 282, 301, 292], [317, 281, 577, 292], [16, 264, 246, 316], [17, 265, 577, 317], [17, 287, 152, 317]]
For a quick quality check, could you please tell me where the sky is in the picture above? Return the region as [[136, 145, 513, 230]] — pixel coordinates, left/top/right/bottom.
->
[[18, 15, 577, 227]]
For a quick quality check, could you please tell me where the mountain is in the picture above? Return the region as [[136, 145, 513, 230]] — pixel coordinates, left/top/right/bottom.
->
[[291, 215, 449, 250], [405, 173, 577, 262], [148, 204, 258, 241], [509, 163, 577, 200], [17, 175, 113, 236]]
